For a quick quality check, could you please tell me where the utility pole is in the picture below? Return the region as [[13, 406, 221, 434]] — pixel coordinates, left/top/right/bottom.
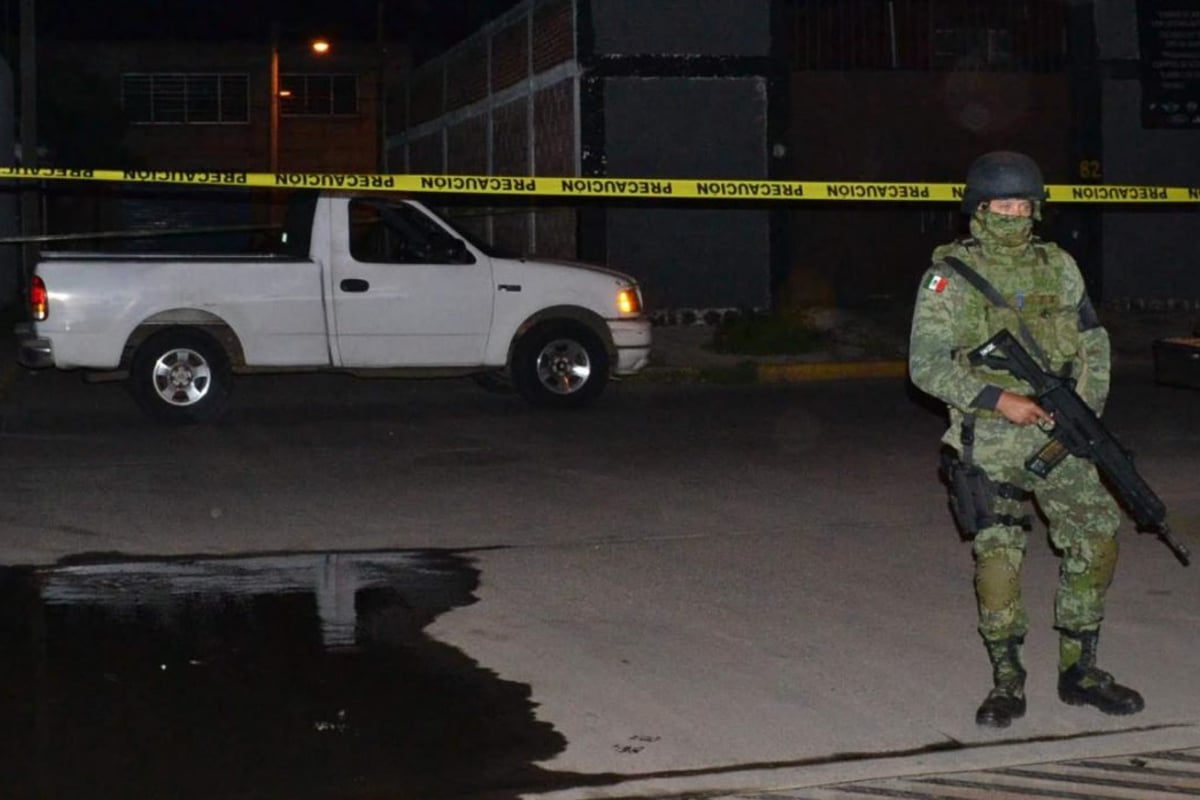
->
[[19, 0, 37, 290], [270, 21, 280, 174], [377, 0, 387, 172]]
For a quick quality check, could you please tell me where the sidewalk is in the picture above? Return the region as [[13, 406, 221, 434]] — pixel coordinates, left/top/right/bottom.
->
[[635, 306, 1199, 384]]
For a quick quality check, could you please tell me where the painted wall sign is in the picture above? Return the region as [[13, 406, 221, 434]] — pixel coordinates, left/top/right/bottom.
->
[[1138, 0, 1200, 128]]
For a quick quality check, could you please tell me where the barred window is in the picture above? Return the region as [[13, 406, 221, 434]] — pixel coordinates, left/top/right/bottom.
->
[[280, 74, 359, 116], [122, 73, 250, 124], [933, 27, 1014, 70], [786, 0, 1066, 73]]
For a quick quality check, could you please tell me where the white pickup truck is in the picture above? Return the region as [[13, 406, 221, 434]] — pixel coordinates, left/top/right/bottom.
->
[[17, 191, 651, 421]]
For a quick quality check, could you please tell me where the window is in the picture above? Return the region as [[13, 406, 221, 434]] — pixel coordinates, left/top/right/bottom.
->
[[786, 0, 1066, 72], [348, 200, 474, 265], [280, 74, 359, 116], [933, 27, 1015, 70], [122, 73, 249, 124]]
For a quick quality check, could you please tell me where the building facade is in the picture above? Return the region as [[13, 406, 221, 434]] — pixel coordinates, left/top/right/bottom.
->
[[1094, 0, 1200, 308], [392, 0, 1198, 314], [42, 38, 389, 174], [388, 0, 778, 313], [35, 36, 396, 249], [16, 2, 1195, 311]]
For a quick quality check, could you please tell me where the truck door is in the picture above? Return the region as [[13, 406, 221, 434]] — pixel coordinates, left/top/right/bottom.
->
[[330, 198, 494, 367]]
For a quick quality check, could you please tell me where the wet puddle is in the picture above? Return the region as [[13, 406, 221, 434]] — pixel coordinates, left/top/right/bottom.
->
[[0, 550, 574, 799]]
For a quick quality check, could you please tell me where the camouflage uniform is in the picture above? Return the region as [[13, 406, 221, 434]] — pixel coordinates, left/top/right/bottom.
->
[[908, 196, 1149, 725], [909, 211, 1120, 645]]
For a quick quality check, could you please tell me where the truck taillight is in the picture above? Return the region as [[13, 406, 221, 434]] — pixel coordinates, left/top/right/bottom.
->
[[30, 276, 48, 321]]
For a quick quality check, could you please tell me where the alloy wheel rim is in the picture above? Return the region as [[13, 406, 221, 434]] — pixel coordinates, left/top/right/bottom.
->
[[535, 339, 591, 395], [151, 348, 212, 406]]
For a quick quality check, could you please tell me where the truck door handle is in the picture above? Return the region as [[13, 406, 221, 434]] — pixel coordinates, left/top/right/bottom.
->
[[340, 279, 370, 292]]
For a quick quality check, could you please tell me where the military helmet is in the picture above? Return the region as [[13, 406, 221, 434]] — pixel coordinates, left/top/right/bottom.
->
[[961, 151, 1047, 213]]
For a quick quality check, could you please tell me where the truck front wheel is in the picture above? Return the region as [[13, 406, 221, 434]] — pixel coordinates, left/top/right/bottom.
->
[[130, 329, 232, 423], [512, 323, 610, 408]]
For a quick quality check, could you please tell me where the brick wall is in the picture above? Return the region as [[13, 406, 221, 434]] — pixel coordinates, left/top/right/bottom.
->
[[445, 41, 489, 112], [492, 98, 531, 251], [409, 69, 443, 127], [533, 0, 574, 71], [406, 134, 440, 173], [447, 116, 488, 175], [532, 79, 577, 257], [394, 0, 579, 258], [492, 20, 530, 91]]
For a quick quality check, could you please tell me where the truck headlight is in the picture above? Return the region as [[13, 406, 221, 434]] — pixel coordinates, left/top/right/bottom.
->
[[617, 286, 641, 315]]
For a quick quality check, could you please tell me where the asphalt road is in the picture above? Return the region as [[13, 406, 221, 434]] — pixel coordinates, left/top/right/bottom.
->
[[1, 363, 1198, 798]]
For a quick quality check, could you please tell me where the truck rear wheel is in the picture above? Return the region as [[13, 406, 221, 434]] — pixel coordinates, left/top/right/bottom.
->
[[130, 329, 232, 423], [512, 323, 609, 408]]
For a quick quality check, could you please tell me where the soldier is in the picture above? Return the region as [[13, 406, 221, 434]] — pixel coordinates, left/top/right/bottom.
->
[[908, 151, 1144, 728]]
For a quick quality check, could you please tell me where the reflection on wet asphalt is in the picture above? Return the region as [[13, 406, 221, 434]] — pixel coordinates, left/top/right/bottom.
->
[[0, 550, 581, 800]]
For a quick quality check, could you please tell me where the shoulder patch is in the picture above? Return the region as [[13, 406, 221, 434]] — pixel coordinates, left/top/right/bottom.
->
[[926, 273, 949, 293]]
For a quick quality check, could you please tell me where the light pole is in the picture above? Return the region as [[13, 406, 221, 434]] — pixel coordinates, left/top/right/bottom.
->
[[376, 0, 387, 172], [269, 22, 280, 174], [269, 26, 331, 174], [19, 0, 39, 289]]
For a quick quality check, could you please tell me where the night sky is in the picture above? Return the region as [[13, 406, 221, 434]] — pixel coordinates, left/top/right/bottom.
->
[[35, 0, 523, 62]]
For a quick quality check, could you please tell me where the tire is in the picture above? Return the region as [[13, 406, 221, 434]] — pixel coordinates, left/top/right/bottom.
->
[[130, 329, 232, 423], [512, 323, 610, 408]]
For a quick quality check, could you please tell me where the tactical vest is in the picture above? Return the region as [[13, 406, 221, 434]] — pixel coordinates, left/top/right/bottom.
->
[[934, 237, 1085, 404]]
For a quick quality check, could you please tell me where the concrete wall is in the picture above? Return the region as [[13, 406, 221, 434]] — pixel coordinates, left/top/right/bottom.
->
[[583, 0, 775, 310], [602, 77, 770, 309], [1097, 0, 1200, 305], [589, 0, 771, 55]]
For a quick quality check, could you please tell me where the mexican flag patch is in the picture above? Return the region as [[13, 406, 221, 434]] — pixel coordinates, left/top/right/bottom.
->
[[926, 274, 949, 293]]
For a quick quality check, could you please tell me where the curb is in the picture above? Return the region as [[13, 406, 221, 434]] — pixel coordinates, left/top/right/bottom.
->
[[629, 359, 909, 385]]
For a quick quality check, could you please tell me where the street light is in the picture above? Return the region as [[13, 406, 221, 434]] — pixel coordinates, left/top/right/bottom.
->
[[269, 26, 332, 174]]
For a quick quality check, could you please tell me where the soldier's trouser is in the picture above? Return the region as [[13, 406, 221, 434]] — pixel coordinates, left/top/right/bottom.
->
[[967, 422, 1122, 643]]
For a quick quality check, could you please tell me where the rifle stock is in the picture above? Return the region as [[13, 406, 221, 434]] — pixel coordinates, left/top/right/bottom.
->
[[968, 329, 1190, 566]]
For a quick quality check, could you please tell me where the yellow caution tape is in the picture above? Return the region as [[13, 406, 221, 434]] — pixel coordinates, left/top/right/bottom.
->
[[1, 167, 1198, 203]]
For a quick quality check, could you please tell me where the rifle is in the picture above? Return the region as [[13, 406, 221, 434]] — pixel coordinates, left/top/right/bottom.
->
[[968, 329, 1190, 566]]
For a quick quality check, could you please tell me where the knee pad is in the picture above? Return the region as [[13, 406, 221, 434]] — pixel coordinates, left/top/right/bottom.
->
[[976, 548, 1022, 612], [1072, 534, 1118, 590]]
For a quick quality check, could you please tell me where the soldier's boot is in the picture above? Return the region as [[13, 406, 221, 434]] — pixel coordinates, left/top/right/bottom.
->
[[975, 636, 1027, 728], [1057, 629, 1144, 715]]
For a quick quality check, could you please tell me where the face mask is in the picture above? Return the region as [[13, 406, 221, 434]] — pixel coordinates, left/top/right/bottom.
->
[[975, 209, 1033, 247]]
